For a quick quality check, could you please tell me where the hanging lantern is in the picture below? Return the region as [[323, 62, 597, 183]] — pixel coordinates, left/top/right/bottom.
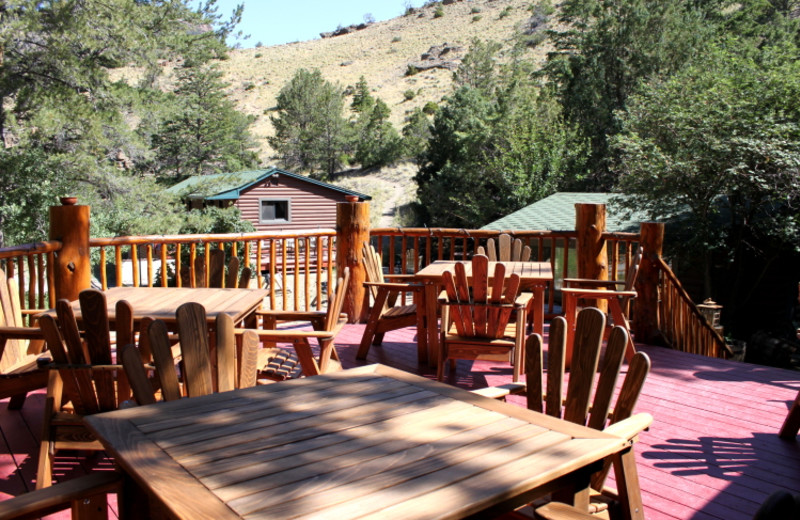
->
[[697, 298, 723, 333]]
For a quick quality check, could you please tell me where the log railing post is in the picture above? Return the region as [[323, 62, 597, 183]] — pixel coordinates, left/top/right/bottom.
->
[[49, 197, 91, 302], [635, 222, 665, 345], [575, 203, 608, 312], [336, 198, 369, 323]]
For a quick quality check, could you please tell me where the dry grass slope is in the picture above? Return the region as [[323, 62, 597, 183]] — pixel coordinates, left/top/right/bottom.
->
[[221, 0, 547, 159]]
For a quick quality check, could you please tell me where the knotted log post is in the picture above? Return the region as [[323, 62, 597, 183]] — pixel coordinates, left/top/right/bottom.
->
[[49, 197, 91, 302], [336, 198, 369, 323], [575, 203, 608, 312], [634, 222, 665, 345]]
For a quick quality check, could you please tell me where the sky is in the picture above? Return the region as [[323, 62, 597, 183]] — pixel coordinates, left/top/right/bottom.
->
[[207, 0, 425, 48]]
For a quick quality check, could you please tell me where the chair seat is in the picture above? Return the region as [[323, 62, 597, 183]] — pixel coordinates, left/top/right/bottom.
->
[[383, 304, 417, 319], [257, 347, 304, 381]]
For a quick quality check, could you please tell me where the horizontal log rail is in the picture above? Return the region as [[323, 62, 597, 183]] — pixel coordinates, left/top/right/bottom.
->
[[88, 230, 336, 312], [0, 241, 61, 315], [656, 257, 733, 358]]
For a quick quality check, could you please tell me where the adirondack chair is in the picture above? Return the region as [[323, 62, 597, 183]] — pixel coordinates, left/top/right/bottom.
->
[[36, 289, 136, 489], [481, 309, 652, 520], [437, 254, 532, 382], [477, 233, 532, 262], [0, 270, 50, 409], [0, 472, 121, 520], [121, 309, 260, 405], [357, 244, 426, 363], [252, 267, 350, 379], [181, 249, 252, 288], [561, 247, 644, 364]]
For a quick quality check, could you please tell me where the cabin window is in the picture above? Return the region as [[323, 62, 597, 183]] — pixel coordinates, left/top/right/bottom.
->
[[259, 198, 290, 223]]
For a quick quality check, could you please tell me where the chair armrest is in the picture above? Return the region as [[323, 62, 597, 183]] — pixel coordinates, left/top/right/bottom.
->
[[471, 382, 527, 400], [383, 274, 421, 282], [0, 326, 45, 340], [515, 292, 534, 307], [363, 281, 424, 292], [0, 472, 121, 520], [563, 277, 627, 289], [255, 309, 327, 321], [235, 328, 337, 341], [561, 287, 637, 299], [603, 413, 653, 441]]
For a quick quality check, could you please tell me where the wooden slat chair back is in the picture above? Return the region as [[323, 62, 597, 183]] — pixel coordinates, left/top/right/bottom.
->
[[0, 269, 49, 409], [437, 254, 532, 381], [561, 247, 644, 364], [357, 244, 425, 362], [525, 309, 652, 518], [36, 289, 135, 489], [122, 310, 260, 405], [181, 249, 252, 288], [253, 267, 350, 379], [477, 234, 532, 262]]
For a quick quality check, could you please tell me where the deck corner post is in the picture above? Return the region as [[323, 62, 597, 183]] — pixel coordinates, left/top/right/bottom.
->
[[336, 199, 370, 323], [49, 198, 91, 302], [635, 222, 665, 345], [575, 203, 608, 312]]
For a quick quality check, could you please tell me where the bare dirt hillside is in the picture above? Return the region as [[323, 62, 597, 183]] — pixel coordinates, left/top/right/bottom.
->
[[221, 0, 550, 225]]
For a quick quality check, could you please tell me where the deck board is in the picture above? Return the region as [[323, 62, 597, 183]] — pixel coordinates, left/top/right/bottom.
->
[[0, 322, 798, 520]]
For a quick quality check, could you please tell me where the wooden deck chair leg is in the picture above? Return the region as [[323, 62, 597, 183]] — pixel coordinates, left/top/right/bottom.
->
[[357, 287, 390, 359], [415, 293, 427, 365], [292, 338, 320, 376], [8, 392, 28, 410], [779, 389, 800, 439], [563, 294, 578, 368], [612, 446, 645, 520], [36, 396, 56, 490]]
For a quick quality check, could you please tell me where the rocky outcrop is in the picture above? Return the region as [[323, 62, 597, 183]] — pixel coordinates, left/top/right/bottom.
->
[[320, 23, 370, 39], [408, 43, 463, 72]]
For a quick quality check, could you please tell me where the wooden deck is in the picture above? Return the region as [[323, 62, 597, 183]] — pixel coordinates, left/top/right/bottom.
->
[[1, 322, 798, 519]]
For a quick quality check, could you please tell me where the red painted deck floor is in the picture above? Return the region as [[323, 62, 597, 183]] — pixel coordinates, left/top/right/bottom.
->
[[1, 322, 798, 519]]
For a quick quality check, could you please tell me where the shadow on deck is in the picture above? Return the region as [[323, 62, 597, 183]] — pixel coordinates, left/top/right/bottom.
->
[[1, 322, 798, 520]]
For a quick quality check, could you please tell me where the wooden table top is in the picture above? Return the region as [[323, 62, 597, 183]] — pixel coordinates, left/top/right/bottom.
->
[[86, 364, 627, 520], [415, 260, 553, 285], [43, 287, 268, 324]]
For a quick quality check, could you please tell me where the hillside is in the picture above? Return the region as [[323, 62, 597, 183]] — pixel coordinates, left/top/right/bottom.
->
[[221, 0, 548, 159], [219, 0, 550, 226]]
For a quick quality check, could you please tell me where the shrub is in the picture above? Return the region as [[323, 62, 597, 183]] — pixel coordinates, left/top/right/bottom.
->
[[405, 64, 420, 76], [391, 36, 402, 43], [499, 7, 512, 19], [434, 7, 444, 18], [254, 53, 262, 58], [472, 15, 482, 22], [403, 90, 416, 101], [471, 7, 482, 14], [422, 101, 438, 115]]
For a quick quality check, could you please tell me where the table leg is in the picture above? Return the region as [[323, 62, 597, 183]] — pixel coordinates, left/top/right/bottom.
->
[[425, 282, 439, 369], [533, 285, 546, 336]]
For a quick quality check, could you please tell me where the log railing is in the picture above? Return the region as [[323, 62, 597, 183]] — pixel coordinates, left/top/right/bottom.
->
[[656, 256, 733, 358], [0, 241, 61, 318], [88, 230, 336, 311]]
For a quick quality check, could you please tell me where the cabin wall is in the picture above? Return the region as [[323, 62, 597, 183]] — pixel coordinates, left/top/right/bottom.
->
[[235, 176, 350, 231]]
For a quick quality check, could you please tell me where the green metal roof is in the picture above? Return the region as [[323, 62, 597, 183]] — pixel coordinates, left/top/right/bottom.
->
[[481, 192, 648, 233], [166, 168, 372, 201]]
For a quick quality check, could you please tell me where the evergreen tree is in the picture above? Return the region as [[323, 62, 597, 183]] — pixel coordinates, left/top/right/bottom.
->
[[349, 78, 402, 169], [153, 63, 258, 182], [269, 69, 349, 179]]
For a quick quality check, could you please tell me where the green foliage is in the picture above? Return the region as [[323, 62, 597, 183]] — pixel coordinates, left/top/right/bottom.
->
[[453, 39, 502, 92], [178, 206, 256, 235], [402, 108, 432, 165], [471, 7, 482, 14], [422, 102, 439, 115], [415, 47, 587, 227], [405, 65, 421, 76], [152, 64, 258, 182], [269, 69, 350, 179], [350, 79, 403, 169], [403, 90, 416, 101], [544, 0, 713, 188], [434, 7, 445, 18], [473, 15, 483, 23], [499, 7, 513, 19], [0, 0, 246, 243]]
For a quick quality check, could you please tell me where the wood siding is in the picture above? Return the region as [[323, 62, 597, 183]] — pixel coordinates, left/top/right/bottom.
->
[[235, 176, 349, 232]]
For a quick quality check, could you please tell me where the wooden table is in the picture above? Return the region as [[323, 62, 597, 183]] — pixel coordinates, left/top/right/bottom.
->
[[415, 260, 553, 367], [85, 364, 641, 520], [43, 286, 268, 329]]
